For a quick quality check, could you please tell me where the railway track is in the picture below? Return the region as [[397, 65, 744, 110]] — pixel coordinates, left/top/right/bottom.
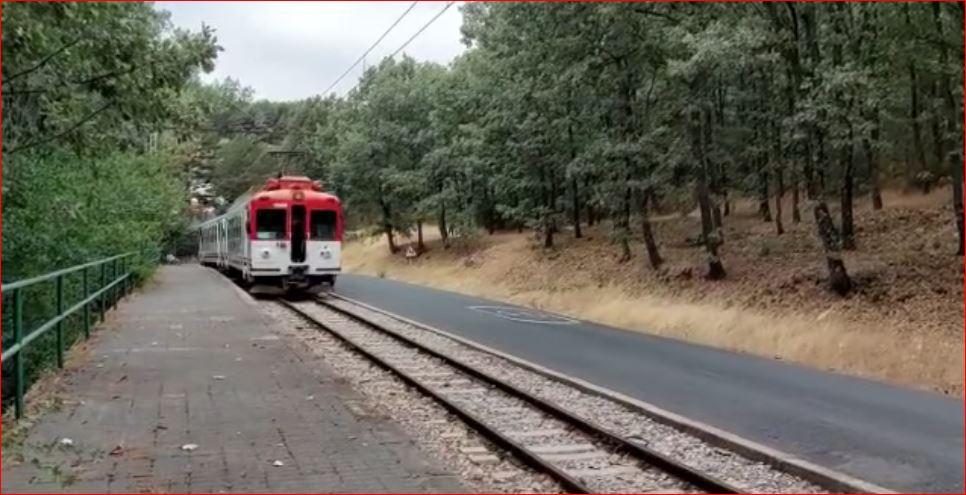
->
[[280, 297, 743, 494]]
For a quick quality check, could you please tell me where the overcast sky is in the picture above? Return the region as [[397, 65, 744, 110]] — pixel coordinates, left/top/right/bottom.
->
[[155, 1, 466, 101]]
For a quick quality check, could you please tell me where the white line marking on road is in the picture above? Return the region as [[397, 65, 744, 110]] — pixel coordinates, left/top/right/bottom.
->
[[468, 305, 579, 325]]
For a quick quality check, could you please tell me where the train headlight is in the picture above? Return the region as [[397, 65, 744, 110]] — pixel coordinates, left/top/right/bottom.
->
[[260, 249, 271, 259]]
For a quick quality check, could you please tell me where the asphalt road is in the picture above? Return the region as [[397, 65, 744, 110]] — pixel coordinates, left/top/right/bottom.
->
[[336, 274, 964, 493]]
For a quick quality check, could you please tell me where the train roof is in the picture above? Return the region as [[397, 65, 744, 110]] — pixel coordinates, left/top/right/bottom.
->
[[192, 176, 339, 230]]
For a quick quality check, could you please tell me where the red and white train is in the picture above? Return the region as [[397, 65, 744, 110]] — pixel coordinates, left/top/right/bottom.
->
[[198, 176, 343, 294]]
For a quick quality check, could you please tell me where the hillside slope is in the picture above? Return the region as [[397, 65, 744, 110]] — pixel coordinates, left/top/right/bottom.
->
[[344, 188, 964, 396]]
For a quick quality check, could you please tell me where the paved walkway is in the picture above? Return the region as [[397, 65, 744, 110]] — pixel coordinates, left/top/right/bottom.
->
[[2, 265, 463, 494]]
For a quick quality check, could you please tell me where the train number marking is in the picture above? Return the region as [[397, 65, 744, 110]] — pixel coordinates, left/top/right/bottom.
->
[[468, 306, 578, 325]]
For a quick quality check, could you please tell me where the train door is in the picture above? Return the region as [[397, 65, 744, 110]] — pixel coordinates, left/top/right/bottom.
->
[[242, 210, 250, 276], [307, 209, 341, 283], [291, 205, 307, 263], [250, 207, 287, 276], [219, 219, 228, 269]]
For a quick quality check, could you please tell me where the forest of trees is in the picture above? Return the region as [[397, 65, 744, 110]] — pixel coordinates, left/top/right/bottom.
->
[[195, 3, 964, 297]]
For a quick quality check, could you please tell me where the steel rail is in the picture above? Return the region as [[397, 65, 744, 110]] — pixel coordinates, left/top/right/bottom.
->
[[307, 297, 742, 494], [330, 292, 898, 495], [279, 299, 591, 493]]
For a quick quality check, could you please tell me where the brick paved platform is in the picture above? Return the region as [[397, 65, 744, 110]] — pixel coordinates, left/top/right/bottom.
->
[[2, 265, 464, 494]]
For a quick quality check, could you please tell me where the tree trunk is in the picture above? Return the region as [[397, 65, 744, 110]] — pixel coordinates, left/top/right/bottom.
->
[[690, 108, 725, 279], [864, 129, 883, 210], [568, 120, 582, 239], [703, 108, 724, 235], [383, 224, 396, 254], [640, 190, 662, 269], [767, 3, 804, 226], [758, 167, 772, 222], [817, 133, 828, 194], [481, 186, 495, 235], [841, 123, 856, 250], [379, 199, 397, 254], [571, 176, 582, 239], [618, 184, 631, 262], [862, 5, 882, 213], [416, 220, 424, 252], [616, 67, 635, 263], [775, 166, 785, 235], [770, 97, 784, 234], [712, 202, 724, 234], [908, 61, 927, 174], [931, 81, 945, 169], [802, 3, 827, 198], [905, 4, 928, 179], [540, 163, 553, 249], [952, 153, 964, 256], [803, 140, 819, 199], [549, 167, 559, 236], [697, 177, 725, 280], [813, 202, 852, 295], [933, 2, 965, 255], [438, 203, 449, 249], [829, 3, 855, 250]]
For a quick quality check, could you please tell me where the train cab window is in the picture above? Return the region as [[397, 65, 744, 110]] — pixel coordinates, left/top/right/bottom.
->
[[255, 209, 287, 240], [310, 210, 337, 240]]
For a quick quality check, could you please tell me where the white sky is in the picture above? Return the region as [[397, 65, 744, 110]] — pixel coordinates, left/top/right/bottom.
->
[[155, 1, 466, 101]]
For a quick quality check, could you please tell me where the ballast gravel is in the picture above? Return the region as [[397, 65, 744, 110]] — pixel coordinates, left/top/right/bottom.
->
[[327, 298, 828, 494], [258, 301, 562, 494], [285, 301, 696, 493]]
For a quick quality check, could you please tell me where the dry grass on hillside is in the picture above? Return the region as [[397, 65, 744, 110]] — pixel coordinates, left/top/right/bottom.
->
[[344, 187, 964, 396]]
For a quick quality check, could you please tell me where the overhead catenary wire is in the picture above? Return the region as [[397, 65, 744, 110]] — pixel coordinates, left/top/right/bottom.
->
[[389, 1, 456, 59], [338, 1, 456, 96], [322, 1, 419, 95]]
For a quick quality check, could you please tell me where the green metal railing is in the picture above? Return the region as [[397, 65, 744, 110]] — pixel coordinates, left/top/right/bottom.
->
[[1, 252, 137, 419]]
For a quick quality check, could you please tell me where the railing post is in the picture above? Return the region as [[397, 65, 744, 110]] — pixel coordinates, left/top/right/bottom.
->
[[118, 258, 126, 299], [112, 258, 119, 309], [120, 257, 128, 297], [14, 289, 24, 419], [55, 275, 64, 369], [83, 267, 91, 339], [99, 262, 107, 322]]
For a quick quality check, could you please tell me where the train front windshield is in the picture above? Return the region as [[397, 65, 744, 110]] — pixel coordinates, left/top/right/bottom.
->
[[255, 209, 287, 240], [310, 210, 338, 241]]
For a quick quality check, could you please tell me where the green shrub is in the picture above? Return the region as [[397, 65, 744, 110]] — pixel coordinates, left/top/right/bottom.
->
[[2, 150, 186, 410]]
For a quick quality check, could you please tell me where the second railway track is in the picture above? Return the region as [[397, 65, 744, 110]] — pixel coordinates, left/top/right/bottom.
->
[[280, 297, 744, 494]]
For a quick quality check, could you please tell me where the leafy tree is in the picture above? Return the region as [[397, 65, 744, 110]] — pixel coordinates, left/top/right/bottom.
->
[[2, 2, 219, 403]]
